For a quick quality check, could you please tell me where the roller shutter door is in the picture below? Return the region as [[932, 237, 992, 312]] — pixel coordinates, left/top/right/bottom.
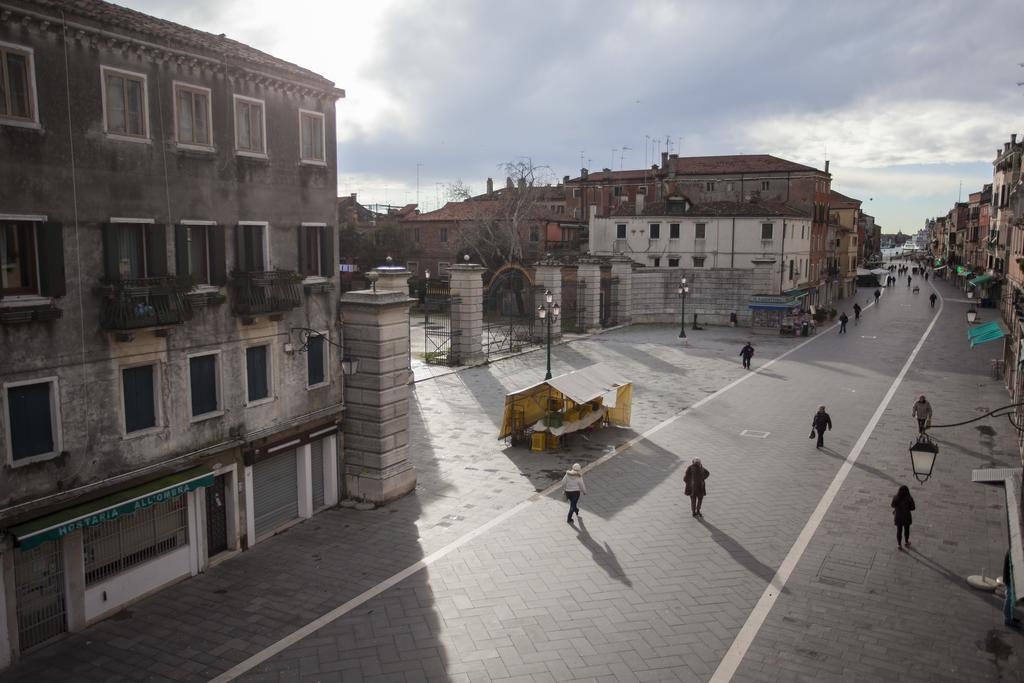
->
[[253, 449, 298, 538], [311, 439, 326, 511]]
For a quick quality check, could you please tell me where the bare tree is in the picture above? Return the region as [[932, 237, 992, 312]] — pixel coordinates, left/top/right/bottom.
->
[[445, 179, 473, 202], [454, 157, 555, 268]]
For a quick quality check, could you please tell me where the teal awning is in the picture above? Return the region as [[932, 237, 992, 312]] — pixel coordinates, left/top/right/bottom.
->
[[968, 321, 1008, 348], [7, 466, 213, 550], [969, 274, 993, 287]]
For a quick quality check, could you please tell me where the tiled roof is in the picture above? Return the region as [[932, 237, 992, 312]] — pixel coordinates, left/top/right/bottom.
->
[[23, 0, 340, 92], [567, 169, 657, 183], [828, 190, 862, 209], [402, 200, 564, 223], [605, 199, 808, 219], [667, 154, 821, 175]]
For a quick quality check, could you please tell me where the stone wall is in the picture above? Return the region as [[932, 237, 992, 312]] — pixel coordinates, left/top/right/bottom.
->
[[630, 267, 772, 326]]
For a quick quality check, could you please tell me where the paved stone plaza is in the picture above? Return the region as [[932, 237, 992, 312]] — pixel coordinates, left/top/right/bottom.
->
[[3, 273, 1022, 682]]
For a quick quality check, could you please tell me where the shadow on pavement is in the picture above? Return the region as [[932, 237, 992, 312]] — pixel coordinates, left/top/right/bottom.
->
[[696, 517, 780, 587], [572, 517, 633, 586], [905, 549, 1009, 609], [817, 446, 902, 486]]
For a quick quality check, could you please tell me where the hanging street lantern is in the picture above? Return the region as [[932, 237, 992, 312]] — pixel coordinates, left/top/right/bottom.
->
[[909, 434, 939, 483]]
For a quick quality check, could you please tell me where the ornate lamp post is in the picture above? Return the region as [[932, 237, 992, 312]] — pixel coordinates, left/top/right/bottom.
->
[[423, 269, 431, 330], [908, 433, 939, 483], [537, 289, 560, 380], [677, 277, 689, 338]]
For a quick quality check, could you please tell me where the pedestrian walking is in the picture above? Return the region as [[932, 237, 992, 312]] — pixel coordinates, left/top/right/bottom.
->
[[929, 292, 937, 308], [838, 312, 849, 333], [907, 275, 912, 287], [891, 485, 916, 550], [561, 463, 586, 524], [853, 303, 862, 321], [1004, 550, 1020, 627], [925, 271, 930, 281], [811, 405, 832, 449], [683, 458, 709, 517], [874, 289, 881, 304], [912, 395, 932, 433], [739, 341, 755, 369]]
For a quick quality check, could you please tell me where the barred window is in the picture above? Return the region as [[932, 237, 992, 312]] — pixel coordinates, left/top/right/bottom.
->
[[83, 496, 188, 585]]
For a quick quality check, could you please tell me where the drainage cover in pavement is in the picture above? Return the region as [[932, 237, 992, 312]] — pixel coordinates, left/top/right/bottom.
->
[[740, 429, 770, 438], [817, 544, 876, 586]]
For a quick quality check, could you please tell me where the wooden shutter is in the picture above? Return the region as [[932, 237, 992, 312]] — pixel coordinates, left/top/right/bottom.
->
[[146, 224, 168, 276], [37, 222, 66, 297], [210, 225, 227, 285], [297, 225, 308, 275], [233, 225, 245, 273], [319, 227, 335, 278], [174, 224, 189, 276], [102, 223, 121, 282]]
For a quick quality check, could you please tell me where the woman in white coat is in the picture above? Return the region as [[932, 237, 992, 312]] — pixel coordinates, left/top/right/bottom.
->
[[561, 463, 587, 523]]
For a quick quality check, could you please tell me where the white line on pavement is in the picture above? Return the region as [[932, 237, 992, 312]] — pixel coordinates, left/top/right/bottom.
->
[[209, 305, 849, 682], [709, 287, 943, 683]]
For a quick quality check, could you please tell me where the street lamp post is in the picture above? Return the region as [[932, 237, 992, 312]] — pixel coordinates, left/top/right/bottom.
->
[[423, 270, 431, 330], [908, 434, 939, 483], [677, 277, 689, 338], [537, 289, 560, 380]]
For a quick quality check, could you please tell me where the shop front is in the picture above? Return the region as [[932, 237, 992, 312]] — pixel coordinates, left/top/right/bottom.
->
[[2, 466, 214, 656]]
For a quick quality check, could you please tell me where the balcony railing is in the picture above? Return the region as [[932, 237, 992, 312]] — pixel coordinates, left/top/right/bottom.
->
[[98, 276, 192, 331], [229, 270, 302, 316]]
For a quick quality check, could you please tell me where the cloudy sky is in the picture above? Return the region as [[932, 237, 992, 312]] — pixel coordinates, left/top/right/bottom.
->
[[124, 0, 1023, 232]]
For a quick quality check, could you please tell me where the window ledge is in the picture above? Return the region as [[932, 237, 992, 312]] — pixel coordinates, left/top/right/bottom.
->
[[190, 410, 225, 424], [1, 295, 52, 308], [302, 276, 332, 293], [236, 150, 268, 160], [9, 450, 63, 468], [1, 119, 42, 130], [105, 132, 152, 145], [186, 287, 226, 307], [0, 298, 62, 323], [122, 426, 165, 440], [299, 159, 327, 167], [306, 382, 330, 391], [245, 397, 275, 409], [177, 143, 215, 153]]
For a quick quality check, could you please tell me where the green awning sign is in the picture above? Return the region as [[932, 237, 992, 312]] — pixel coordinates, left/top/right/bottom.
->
[[8, 466, 213, 551]]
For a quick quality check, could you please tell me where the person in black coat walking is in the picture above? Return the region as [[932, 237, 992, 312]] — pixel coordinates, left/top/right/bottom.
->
[[811, 406, 832, 448], [683, 458, 709, 517], [739, 341, 755, 369], [838, 312, 849, 333], [891, 485, 916, 550], [853, 303, 862, 321]]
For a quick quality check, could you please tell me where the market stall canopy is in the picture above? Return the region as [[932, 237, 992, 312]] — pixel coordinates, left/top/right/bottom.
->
[[967, 320, 1008, 348], [969, 274, 994, 288], [498, 364, 632, 440]]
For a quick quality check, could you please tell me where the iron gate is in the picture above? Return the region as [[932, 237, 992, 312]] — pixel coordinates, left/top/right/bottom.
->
[[600, 276, 618, 327], [205, 475, 228, 558], [424, 279, 454, 365], [560, 278, 584, 333], [483, 269, 535, 359], [15, 540, 66, 651]]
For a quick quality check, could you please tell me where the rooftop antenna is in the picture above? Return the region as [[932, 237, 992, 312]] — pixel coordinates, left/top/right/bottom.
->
[[611, 148, 618, 169], [958, 180, 962, 203], [416, 163, 423, 206], [580, 151, 585, 169], [620, 146, 631, 169]]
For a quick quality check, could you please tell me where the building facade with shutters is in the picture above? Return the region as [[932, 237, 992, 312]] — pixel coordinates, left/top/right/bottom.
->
[[0, 0, 343, 665]]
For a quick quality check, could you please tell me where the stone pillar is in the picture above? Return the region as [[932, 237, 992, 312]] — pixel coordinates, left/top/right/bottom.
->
[[534, 260, 562, 340], [577, 259, 602, 331], [372, 265, 412, 294], [340, 289, 416, 504], [610, 256, 633, 325], [448, 263, 485, 366]]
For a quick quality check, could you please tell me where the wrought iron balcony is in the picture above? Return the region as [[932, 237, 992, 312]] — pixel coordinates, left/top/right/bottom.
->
[[229, 270, 302, 316], [98, 276, 192, 331]]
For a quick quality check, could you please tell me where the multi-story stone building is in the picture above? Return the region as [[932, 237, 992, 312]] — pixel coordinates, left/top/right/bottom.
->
[[565, 153, 833, 305], [828, 190, 862, 298], [0, 0, 344, 663]]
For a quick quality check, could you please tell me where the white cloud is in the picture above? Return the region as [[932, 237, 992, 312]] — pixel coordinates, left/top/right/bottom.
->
[[739, 98, 1017, 169]]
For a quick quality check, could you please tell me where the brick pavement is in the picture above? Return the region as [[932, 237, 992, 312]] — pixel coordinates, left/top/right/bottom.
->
[[2, 274, 1021, 682]]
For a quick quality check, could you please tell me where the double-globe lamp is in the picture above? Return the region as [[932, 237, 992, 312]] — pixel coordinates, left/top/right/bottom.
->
[[537, 290, 560, 380]]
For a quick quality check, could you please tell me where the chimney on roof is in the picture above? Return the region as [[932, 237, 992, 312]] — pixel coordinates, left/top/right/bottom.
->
[[1005, 142, 1010, 153], [651, 164, 658, 171], [506, 176, 513, 190], [1013, 134, 1018, 145], [518, 177, 526, 190], [602, 168, 611, 173], [486, 177, 493, 194], [670, 154, 678, 160], [825, 160, 830, 175], [581, 168, 588, 179], [350, 192, 357, 199], [661, 152, 668, 167], [563, 175, 570, 184]]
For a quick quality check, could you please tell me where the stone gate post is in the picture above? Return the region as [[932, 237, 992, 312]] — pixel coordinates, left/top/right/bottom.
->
[[610, 256, 633, 325], [448, 263, 485, 366], [339, 289, 416, 504], [577, 258, 602, 331], [534, 258, 562, 341]]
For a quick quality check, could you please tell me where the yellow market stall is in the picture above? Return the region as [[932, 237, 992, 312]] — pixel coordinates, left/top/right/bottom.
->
[[498, 364, 632, 451]]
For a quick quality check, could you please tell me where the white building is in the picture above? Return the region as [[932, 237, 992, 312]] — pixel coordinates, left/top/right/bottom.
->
[[589, 197, 812, 294]]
